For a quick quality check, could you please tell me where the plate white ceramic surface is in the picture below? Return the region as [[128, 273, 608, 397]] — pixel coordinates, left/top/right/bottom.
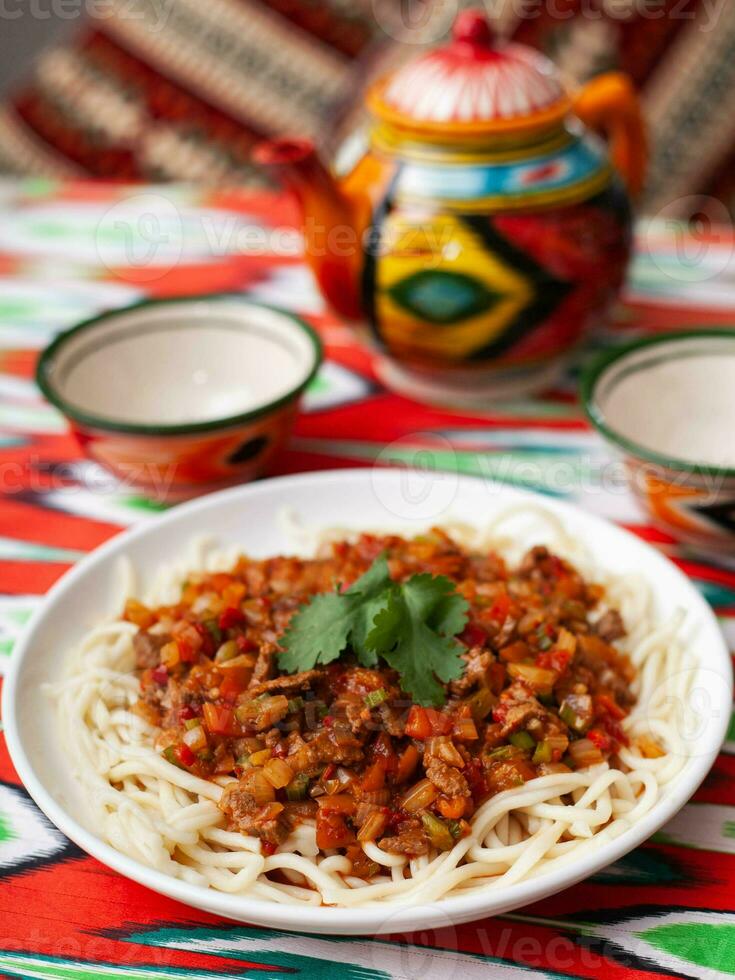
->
[[3, 469, 731, 935]]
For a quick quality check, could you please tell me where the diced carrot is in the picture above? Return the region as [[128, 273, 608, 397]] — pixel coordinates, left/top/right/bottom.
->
[[218, 660, 253, 700], [405, 706, 452, 740], [395, 744, 419, 784], [361, 760, 386, 792], [316, 809, 355, 849], [371, 732, 397, 771], [594, 693, 626, 720], [535, 648, 572, 673], [488, 591, 511, 623], [202, 702, 240, 736], [124, 599, 155, 629], [499, 641, 531, 663], [436, 796, 466, 819]]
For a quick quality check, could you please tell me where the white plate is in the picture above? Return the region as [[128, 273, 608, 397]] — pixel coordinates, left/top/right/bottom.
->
[[3, 469, 732, 935]]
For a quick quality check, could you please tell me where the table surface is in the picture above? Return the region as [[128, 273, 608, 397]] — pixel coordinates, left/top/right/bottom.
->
[[0, 179, 733, 980]]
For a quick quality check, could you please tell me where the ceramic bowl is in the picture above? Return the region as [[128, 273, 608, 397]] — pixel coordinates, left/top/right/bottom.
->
[[37, 296, 322, 499], [582, 330, 735, 556]]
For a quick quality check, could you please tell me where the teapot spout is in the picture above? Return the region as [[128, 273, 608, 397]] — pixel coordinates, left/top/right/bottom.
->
[[253, 138, 362, 320]]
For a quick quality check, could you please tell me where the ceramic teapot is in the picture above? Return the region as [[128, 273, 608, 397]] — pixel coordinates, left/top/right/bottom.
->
[[255, 8, 645, 405]]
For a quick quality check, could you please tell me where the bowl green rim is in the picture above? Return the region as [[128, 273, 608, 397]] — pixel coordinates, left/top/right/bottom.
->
[[580, 328, 735, 479], [36, 294, 324, 437]]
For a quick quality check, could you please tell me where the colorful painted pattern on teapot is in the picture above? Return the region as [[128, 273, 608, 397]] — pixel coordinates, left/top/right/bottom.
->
[[351, 13, 638, 395], [256, 8, 644, 402], [347, 125, 631, 378]]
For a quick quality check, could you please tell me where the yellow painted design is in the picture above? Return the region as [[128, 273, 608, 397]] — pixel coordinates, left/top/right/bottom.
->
[[371, 123, 572, 165], [396, 168, 612, 213], [376, 213, 532, 362]]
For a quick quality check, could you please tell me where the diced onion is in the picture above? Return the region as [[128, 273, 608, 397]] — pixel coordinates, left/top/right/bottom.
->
[[421, 811, 454, 851], [507, 662, 556, 691], [400, 778, 438, 813], [426, 737, 465, 768], [215, 640, 239, 662], [182, 725, 207, 753], [239, 768, 276, 805], [263, 757, 294, 789], [357, 810, 388, 842], [317, 793, 356, 814], [567, 738, 604, 768]]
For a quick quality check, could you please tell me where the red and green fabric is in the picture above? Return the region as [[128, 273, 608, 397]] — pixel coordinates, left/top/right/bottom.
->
[[3, 0, 735, 215], [0, 180, 734, 979]]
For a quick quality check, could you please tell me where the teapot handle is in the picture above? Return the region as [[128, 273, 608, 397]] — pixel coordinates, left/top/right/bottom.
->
[[573, 72, 647, 200]]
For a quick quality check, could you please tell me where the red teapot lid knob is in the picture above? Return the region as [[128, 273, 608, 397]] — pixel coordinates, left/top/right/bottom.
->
[[452, 8, 496, 48]]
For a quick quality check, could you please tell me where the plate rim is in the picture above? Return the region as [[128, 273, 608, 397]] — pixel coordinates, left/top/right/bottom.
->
[[3, 467, 732, 935]]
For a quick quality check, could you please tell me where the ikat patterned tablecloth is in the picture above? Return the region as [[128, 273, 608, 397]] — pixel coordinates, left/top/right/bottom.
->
[[0, 179, 733, 980]]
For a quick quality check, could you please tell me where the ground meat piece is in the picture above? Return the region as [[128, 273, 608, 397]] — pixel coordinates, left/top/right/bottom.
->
[[249, 641, 278, 686], [496, 682, 548, 737], [160, 688, 204, 728], [219, 786, 289, 845], [246, 669, 321, 698], [133, 630, 169, 669], [595, 610, 626, 644], [520, 545, 550, 576], [286, 731, 306, 754], [341, 698, 369, 734], [450, 646, 493, 695], [495, 616, 518, 646], [379, 821, 430, 856], [325, 726, 365, 765], [598, 667, 636, 708], [288, 728, 364, 773], [377, 701, 406, 737], [425, 757, 470, 797], [287, 738, 323, 774], [499, 700, 547, 737]]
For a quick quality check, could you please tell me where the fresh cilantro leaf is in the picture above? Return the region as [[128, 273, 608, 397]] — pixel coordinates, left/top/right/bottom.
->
[[429, 589, 469, 638], [344, 555, 393, 665], [278, 554, 392, 672], [278, 556, 468, 705], [366, 574, 468, 707], [278, 590, 355, 672]]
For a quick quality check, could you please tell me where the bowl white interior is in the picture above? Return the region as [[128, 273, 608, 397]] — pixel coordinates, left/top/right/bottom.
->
[[44, 299, 317, 426], [593, 334, 735, 469], [3, 469, 731, 935]]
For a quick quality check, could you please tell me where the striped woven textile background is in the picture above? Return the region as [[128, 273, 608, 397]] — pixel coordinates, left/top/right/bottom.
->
[[0, 178, 733, 978], [1, 0, 735, 215]]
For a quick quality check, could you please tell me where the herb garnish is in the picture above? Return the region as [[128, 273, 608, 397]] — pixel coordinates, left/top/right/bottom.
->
[[278, 555, 469, 706]]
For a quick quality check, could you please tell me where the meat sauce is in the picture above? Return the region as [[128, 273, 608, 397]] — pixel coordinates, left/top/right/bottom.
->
[[128, 531, 639, 869]]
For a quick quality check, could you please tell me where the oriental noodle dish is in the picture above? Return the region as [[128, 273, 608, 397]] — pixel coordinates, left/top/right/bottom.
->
[[51, 516, 690, 908]]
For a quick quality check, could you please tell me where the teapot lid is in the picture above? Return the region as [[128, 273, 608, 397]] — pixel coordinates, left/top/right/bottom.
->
[[368, 9, 570, 139]]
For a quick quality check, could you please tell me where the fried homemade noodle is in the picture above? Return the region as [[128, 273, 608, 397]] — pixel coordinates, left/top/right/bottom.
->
[[47, 508, 695, 907]]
